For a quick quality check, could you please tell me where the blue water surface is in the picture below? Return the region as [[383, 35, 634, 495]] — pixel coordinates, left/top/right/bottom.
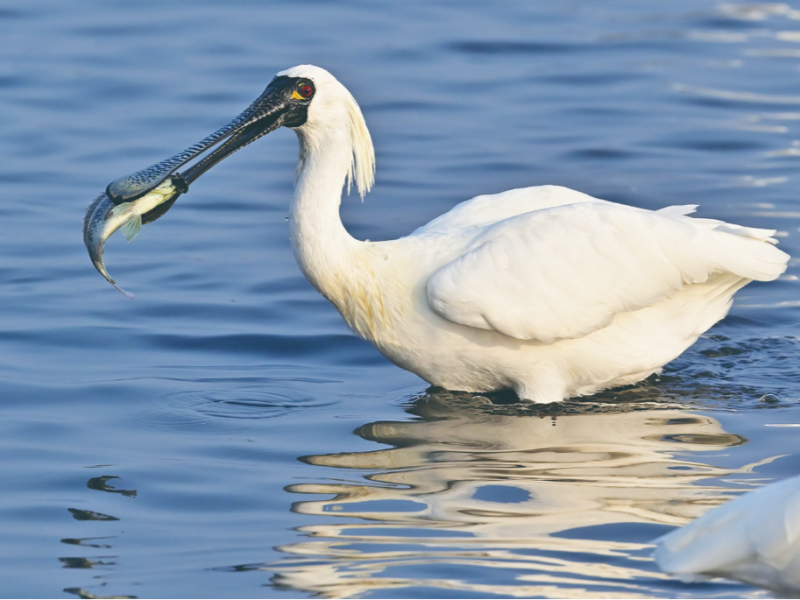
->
[[1, 1, 800, 597]]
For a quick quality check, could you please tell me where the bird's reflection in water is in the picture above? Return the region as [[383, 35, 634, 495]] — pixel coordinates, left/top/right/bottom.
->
[[247, 391, 779, 598]]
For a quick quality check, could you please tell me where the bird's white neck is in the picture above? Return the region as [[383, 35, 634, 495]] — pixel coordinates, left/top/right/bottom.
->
[[289, 126, 360, 302], [287, 124, 396, 343]]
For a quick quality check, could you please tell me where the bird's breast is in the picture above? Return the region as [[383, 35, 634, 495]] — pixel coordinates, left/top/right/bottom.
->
[[314, 245, 408, 346]]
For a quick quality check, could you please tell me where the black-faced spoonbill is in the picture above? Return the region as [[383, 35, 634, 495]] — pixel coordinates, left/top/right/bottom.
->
[[84, 65, 789, 403]]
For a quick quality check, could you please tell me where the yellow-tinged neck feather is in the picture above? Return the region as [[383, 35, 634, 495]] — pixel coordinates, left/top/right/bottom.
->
[[286, 68, 392, 343]]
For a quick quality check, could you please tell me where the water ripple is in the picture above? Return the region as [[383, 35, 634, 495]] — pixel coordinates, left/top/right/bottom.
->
[[449, 40, 583, 55], [674, 83, 800, 105], [138, 377, 337, 429]]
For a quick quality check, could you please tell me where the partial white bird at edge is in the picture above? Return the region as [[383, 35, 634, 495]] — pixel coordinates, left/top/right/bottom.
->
[[653, 474, 800, 596]]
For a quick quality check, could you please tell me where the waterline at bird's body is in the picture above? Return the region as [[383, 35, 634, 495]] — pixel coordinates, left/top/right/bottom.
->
[[84, 65, 790, 403]]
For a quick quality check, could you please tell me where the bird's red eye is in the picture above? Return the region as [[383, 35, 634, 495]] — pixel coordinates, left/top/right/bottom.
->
[[300, 84, 313, 98]]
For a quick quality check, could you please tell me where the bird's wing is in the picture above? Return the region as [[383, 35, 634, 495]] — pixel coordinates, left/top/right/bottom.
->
[[426, 202, 787, 343], [411, 185, 603, 235]]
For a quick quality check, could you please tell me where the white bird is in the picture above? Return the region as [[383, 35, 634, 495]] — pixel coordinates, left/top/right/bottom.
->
[[86, 65, 790, 403], [653, 474, 800, 595]]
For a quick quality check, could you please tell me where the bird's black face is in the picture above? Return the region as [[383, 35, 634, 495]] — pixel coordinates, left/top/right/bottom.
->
[[281, 77, 315, 126], [105, 75, 316, 207]]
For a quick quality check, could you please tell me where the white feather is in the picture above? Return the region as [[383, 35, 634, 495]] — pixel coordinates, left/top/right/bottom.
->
[[425, 201, 786, 343], [654, 474, 800, 593]]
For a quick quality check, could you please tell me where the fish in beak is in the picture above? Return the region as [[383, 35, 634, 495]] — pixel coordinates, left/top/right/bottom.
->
[[83, 176, 187, 297], [82, 75, 315, 295]]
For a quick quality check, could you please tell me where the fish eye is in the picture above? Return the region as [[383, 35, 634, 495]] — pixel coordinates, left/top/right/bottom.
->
[[299, 83, 314, 98]]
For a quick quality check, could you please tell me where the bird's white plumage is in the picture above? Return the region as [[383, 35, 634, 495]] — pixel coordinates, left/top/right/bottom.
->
[[653, 474, 800, 593], [427, 201, 785, 343], [278, 65, 789, 403]]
